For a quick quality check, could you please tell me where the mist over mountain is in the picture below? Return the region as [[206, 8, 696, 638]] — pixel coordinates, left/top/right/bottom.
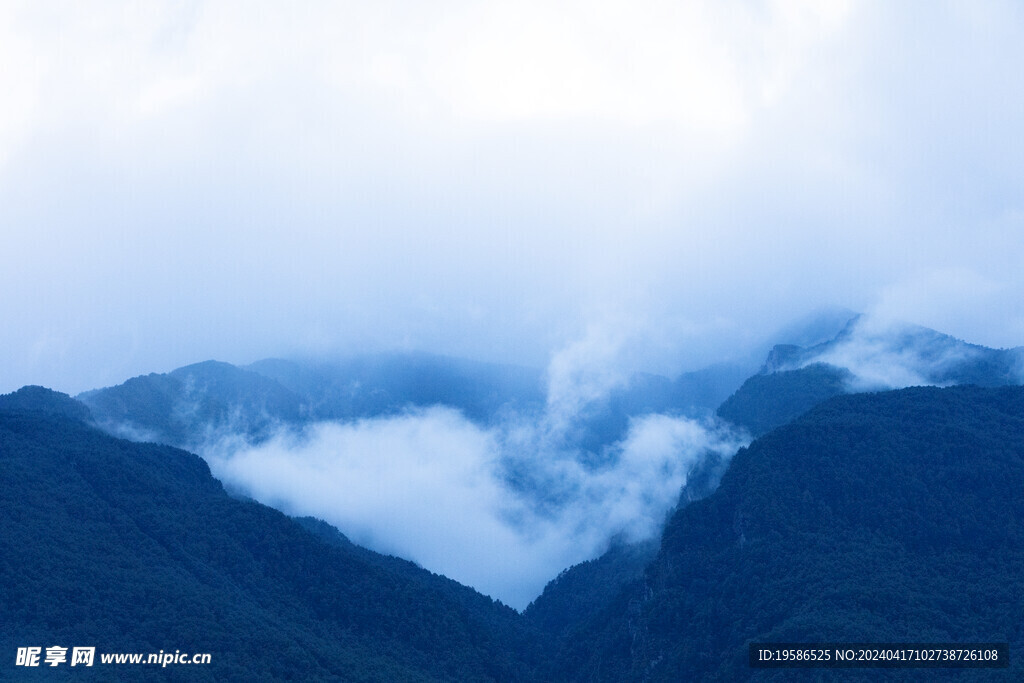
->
[[77, 360, 305, 448], [0, 389, 544, 681], [77, 355, 542, 450], [73, 310, 855, 606], [73, 313, 1024, 609], [718, 316, 1024, 437], [76, 308, 856, 451], [79, 349, 746, 609], [559, 385, 1024, 680], [9, 371, 1024, 680], [774, 315, 1024, 389], [6, 3, 1024, 680], [8, 3, 1024, 402], [247, 354, 546, 425], [525, 316, 1024, 630]]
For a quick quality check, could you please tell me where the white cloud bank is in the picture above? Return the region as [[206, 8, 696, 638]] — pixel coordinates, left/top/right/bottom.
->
[[207, 406, 743, 609]]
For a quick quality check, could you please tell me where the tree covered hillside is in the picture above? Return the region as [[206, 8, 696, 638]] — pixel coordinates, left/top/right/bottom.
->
[[0, 388, 542, 682], [562, 386, 1024, 680], [8, 384, 1024, 681]]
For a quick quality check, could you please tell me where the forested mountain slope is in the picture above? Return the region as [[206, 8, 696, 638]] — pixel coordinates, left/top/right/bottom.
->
[[0, 388, 543, 682], [561, 386, 1024, 680]]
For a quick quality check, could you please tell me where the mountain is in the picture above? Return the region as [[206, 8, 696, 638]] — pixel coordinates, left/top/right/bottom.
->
[[78, 354, 547, 450], [764, 306, 860, 350], [716, 363, 852, 438], [716, 317, 1024, 437], [9, 361, 1024, 679], [524, 448, 730, 644], [496, 314, 867, 628], [766, 316, 1024, 388], [524, 539, 658, 639], [561, 385, 1024, 680], [246, 352, 546, 425], [79, 317, 857, 457], [669, 362, 760, 416], [567, 309, 857, 448], [79, 353, 749, 463], [71, 309, 866, 453], [0, 388, 543, 681], [248, 354, 750, 454], [77, 360, 304, 448], [0, 385, 92, 421]]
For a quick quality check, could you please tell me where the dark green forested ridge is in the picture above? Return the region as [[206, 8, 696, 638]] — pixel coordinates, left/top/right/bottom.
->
[[716, 362, 852, 437], [8, 383, 1024, 681], [560, 385, 1024, 680], [0, 385, 93, 422], [524, 539, 658, 639], [76, 361, 306, 449], [0, 389, 543, 682]]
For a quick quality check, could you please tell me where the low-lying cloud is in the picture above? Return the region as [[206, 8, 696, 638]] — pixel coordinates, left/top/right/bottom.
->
[[797, 313, 1018, 391], [206, 405, 743, 610]]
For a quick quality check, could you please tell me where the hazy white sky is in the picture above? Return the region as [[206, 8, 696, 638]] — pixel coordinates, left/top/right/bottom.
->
[[2, 0, 1023, 394]]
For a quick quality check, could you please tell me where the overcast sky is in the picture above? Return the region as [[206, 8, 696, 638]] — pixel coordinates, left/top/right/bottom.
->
[[2, 0, 1023, 395]]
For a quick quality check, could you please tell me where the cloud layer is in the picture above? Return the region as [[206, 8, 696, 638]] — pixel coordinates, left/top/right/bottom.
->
[[207, 405, 743, 609]]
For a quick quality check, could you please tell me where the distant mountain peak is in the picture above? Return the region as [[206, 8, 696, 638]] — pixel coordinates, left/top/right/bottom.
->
[[0, 385, 92, 422], [756, 315, 1023, 386], [758, 344, 806, 374], [720, 317, 1024, 437], [768, 306, 860, 349]]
